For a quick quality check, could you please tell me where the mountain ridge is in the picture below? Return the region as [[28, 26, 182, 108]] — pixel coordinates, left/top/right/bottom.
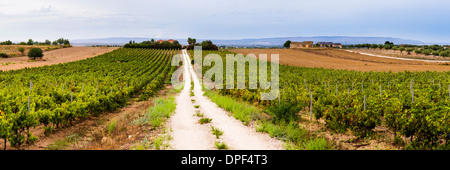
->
[[71, 36, 431, 46]]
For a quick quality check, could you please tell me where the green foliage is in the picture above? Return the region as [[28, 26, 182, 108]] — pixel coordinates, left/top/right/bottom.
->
[[124, 40, 181, 50], [197, 49, 449, 149], [211, 126, 224, 139], [186, 39, 218, 51], [266, 102, 300, 123], [18, 47, 25, 55], [214, 141, 228, 150], [27, 48, 43, 60], [439, 51, 449, 57], [194, 111, 203, 117], [284, 40, 291, 48], [204, 90, 256, 125], [133, 97, 176, 128], [0, 53, 8, 58], [0, 40, 12, 45], [0, 48, 176, 149], [27, 39, 33, 45], [46, 133, 80, 150], [106, 119, 117, 134], [304, 138, 332, 150], [422, 49, 431, 55], [199, 118, 212, 124]]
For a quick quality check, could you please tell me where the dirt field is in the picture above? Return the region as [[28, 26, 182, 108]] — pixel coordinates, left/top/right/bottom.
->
[[228, 48, 450, 72], [0, 46, 119, 71]]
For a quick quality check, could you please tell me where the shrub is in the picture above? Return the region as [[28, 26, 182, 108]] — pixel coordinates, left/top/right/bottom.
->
[[27, 48, 43, 60], [199, 118, 212, 124], [0, 53, 8, 58], [439, 51, 449, 57], [432, 51, 440, 56], [211, 126, 224, 139], [265, 102, 300, 123], [214, 141, 228, 150], [18, 47, 25, 55]]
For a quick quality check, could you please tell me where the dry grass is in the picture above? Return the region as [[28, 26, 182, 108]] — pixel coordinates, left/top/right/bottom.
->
[[0, 45, 61, 57]]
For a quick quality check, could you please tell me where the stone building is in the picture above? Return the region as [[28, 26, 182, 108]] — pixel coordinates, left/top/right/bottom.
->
[[317, 42, 342, 48], [290, 41, 314, 48]]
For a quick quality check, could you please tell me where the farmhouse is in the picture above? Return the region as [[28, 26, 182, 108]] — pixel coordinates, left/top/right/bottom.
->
[[156, 39, 176, 44], [317, 42, 342, 48], [290, 41, 314, 48]]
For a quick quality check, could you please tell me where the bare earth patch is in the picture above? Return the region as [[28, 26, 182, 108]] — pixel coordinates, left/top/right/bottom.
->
[[0, 46, 119, 71]]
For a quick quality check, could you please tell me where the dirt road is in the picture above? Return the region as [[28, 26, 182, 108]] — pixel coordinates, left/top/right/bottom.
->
[[168, 50, 284, 150], [0, 47, 119, 71], [344, 49, 450, 63]]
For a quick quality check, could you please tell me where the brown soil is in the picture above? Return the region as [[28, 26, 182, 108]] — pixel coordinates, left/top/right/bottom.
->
[[228, 48, 450, 72], [3, 85, 173, 150], [0, 46, 119, 71]]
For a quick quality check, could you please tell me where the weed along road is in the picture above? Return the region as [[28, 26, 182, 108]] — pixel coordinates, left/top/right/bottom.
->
[[168, 49, 284, 150]]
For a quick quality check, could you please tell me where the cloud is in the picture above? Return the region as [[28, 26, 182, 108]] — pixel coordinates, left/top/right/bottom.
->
[[0, 0, 449, 43]]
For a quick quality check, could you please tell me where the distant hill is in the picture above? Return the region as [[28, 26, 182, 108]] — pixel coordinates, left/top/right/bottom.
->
[[71, 36, 425, 47]]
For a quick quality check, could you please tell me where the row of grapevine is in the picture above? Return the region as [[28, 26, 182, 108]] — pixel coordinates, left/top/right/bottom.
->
[[0, 48, 177, 149], [194, 49, 449, 149]]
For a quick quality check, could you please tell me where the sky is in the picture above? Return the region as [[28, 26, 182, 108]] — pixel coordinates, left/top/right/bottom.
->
[[1, 0, 449, 43]]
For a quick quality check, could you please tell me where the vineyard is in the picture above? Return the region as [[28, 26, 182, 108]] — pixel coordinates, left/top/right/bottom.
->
[[0, 48, 177, 149], [195, 49, 450, 150]]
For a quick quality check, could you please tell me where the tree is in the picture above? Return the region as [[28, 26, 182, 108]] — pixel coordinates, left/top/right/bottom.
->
[[392, 46, 398, 52], [45, 40, 51, 45], [377, 44, 384, 50], [27, 39, 34, 45], [192, 39, 197, 45], [187, 37, 192, 45], [0, 40, 12, 45], [27, 48, 43, 60], [399, 47, 405, 53], [415, 49, 422, 55], [63, 39, 70, 45], [371, 44, 378, 49], [406, 48, 413, 55], [19, 42, 27, 45], [439, 51, 449, 57], [432, 51, 440, 56], [384, 41, 394, 46], [172, 40, 180, 46], [52, 41, 58, 45], [422, 49, 431, 56], [384, 44, 392, 50], [284, 40, 291, 49], [18, 47, 25, 56], [56, 38, 70, 46], [0, 53, 8, 58]]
